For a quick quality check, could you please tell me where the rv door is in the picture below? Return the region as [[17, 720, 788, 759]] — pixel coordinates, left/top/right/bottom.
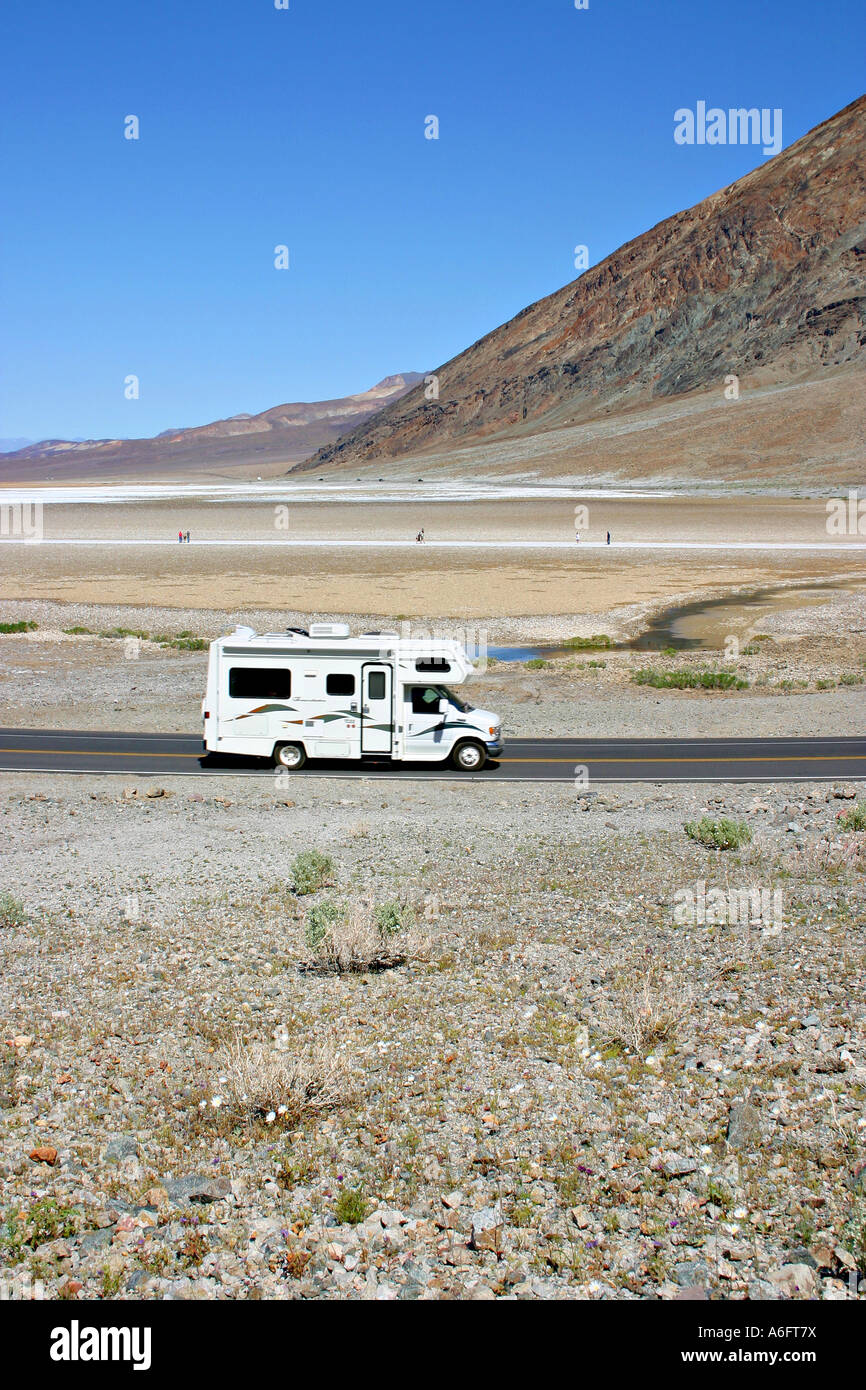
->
[[361, 664, 393, 754]]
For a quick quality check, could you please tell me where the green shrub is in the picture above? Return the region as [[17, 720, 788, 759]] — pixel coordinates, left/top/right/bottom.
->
[[633, 668, 748, 690], [153, 631, 208, 651], [335, 1187, 368, 1226], [374, 899, 416, 936], [0, 891, 25, 928], [62, 625, 94, 635], [523, 657, 550, 669], [838, 802, 866, 831], [304, 899, 343, 949], [684, 817, 752, 851], [303, 895, 415, 973], [564, 634, 615, 650], [291, 850, 334, 896], [99, 627, 148, 640], [0, 1197, 80, 1262], [0, 620, 37, 633], [839, 673, 864, 686]]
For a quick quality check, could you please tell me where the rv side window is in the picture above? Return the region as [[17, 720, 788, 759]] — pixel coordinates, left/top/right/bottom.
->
[[415, 658, 451, 674], [326, 673, 355, 696], [367, 671, 387, 700], [228, 667, 292, 699], [409, 686, 441, 714]]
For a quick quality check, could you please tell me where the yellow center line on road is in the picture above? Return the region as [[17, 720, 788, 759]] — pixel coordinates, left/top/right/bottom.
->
[[0, 746, 864, 767], [501, 755, 866, 764], [0, 747, 203, 759]]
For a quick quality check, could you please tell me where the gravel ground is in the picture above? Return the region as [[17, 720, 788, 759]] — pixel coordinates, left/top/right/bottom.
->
[[2, 590, 864, 1302], [1, 596, 865, 739], [1, 772, 864, 1301]]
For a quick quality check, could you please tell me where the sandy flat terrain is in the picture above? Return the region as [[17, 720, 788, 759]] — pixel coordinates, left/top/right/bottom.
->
[[2, 492, 865, 618]]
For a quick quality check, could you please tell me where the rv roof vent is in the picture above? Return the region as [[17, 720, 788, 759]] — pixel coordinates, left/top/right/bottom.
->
[[309, 622, 350, 639], [232, 625, 256, 639], [361, 630, 398, 639], [286, 626, 309, 637]]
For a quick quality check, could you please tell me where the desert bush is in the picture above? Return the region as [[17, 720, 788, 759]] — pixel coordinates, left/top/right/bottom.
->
[[213, 1035, 348, 1125], [154, 631, 209, 651], [0, 620, 37, 633], [685, 817, 751, 850], [0, 891, 26, 928], [565, 633, 614, 650], [633, 668, 748, 690], [595, 960, 687, 1057], [290, 849, 334, 896], [838, 802, 866, 831], [783, 833, 866, 878], [0, 1197, 80, 1263], [302, 895, 418, 973], [304, 899, 343, 950], [374, 898, 416, 936], [335, 1187, 369, 1226]]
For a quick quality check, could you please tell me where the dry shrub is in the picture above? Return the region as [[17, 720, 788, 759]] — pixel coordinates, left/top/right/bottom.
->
[[596, 959, 689, 1056], [783, 834, 866, 879], [301, 895, 422, 974], [215, 1035, 349, 1124]]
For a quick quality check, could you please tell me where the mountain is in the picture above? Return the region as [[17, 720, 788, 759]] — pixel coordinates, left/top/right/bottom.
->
[[295, 96, 866, 485], [0, 374, 424, 483]]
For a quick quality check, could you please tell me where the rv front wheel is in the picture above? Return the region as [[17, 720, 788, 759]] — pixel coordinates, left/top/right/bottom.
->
[[451, 740, 486, 771], [274, 742, 306, 770]]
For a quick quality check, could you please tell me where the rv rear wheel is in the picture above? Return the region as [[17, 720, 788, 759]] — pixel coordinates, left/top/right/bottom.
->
[[274, 742, 306, 770], [451, 740, 486, 771]]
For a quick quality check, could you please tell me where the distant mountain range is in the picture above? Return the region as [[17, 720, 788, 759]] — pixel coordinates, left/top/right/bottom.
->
[[0, 375, 424, 483], [4, 95, 864, 491], [296, 95, 866, 486]]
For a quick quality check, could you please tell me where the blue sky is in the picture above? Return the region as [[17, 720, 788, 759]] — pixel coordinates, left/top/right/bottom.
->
[[1, 0, 863, 442]]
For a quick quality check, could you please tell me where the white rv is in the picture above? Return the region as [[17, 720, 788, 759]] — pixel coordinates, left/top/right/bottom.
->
[[202, 623, 503, 770]]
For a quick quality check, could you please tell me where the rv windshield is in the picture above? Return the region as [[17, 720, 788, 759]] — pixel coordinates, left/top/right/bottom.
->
[[439, 686, 473, 713]]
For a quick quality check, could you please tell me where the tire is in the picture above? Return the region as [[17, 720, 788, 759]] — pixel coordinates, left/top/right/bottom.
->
[[451, 739, 487, 771], [274, 742, 306, 770]]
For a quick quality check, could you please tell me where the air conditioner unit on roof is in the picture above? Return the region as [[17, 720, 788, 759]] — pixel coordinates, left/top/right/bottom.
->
[[309, 622, 350, 638]]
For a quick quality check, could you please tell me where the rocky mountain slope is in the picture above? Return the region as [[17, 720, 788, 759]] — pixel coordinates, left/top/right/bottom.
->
[[0, 375, 423, 483], [297, 96, 866, 478]]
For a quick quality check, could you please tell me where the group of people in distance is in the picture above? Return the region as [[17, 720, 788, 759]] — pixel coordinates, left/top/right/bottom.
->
[[177, 530, 191, 543]]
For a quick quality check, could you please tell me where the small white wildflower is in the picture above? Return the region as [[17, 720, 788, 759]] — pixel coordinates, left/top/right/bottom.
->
[[277, 1105, 287, 1116], [265, 1111, 276, 1125], [211, 1095, 223, 1108]]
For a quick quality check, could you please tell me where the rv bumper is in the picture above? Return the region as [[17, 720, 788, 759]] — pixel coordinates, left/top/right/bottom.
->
[[486, 738, 504, 756]]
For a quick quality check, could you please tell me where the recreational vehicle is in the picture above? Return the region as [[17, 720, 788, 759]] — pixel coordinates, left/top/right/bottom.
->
[[202, 623, 503, 770]]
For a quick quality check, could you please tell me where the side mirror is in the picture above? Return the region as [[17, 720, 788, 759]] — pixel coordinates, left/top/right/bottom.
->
[[438, 699, 447, 714]]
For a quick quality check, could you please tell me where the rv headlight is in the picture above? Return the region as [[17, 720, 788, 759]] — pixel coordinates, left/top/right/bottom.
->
[[489, 725, 500, 737]]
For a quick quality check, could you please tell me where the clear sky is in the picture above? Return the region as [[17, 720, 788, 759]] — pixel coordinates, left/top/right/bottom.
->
[[1, 0, 863, 442]]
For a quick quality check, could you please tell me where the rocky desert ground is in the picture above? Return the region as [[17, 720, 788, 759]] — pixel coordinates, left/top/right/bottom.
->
[[0, 590, 864, 1302]]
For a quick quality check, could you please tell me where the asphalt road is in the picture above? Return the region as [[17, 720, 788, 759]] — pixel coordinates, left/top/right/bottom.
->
[[0, 728, 864, 782]]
